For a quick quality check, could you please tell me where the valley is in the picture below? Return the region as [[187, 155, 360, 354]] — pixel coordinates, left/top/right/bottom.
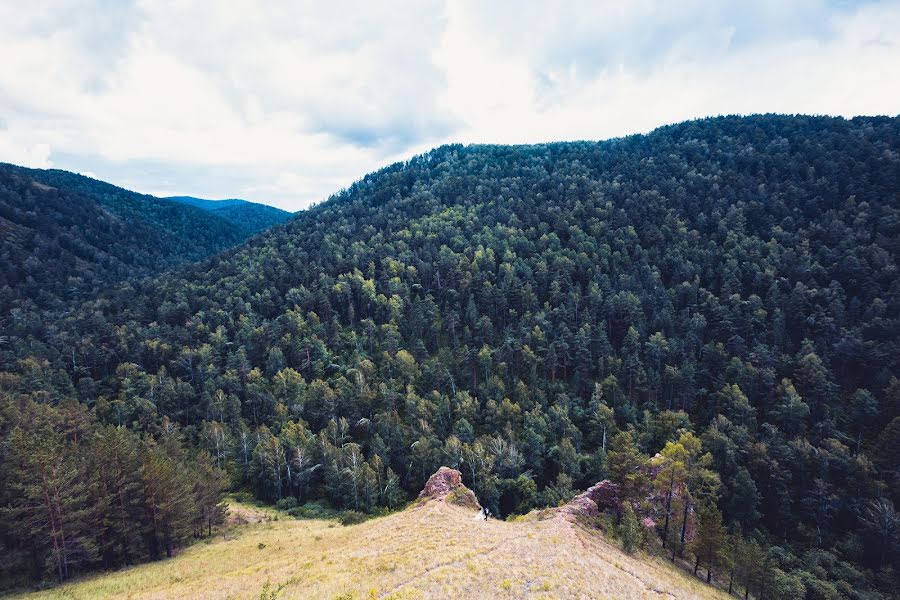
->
[[1, 115, 898, 599]]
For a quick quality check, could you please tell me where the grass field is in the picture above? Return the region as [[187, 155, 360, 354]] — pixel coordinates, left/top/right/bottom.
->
[[13, 498, 729, 599]]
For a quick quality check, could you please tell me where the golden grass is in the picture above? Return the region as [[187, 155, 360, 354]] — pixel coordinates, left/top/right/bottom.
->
[[15, 499, 729, 600]]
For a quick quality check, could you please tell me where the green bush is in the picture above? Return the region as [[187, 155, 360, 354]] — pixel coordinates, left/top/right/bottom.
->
[[287, 502, 334, 520], [275, 497, 298, 511], [595, 511, 617, 534], [231, 491, 254, 503], [338, 511, 368, 526]]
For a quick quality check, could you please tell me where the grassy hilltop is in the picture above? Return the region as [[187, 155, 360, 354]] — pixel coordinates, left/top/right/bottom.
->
[[19, 495, 727, 600]]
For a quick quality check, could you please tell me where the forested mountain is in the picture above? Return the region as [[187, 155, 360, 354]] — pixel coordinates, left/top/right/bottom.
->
[[2, 115, 899, 597], [167, 195, 293, 234], [166, 196, 248, 211], [0, 166, 260, 315]]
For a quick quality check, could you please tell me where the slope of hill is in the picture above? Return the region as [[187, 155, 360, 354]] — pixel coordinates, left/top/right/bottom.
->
[[166, 195, 247, 210], [0, 165, 253, 314], [4, 166, 248, 255], [167, 195, 293, 234], [17, 473, 728, 600], [2, 115, 899, 597]]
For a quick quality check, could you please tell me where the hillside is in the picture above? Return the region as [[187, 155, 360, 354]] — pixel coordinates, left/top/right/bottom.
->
[[3, 166, 249, 256], [16, 473, 728, 600], [0, 166, 255, 314], [2, 115, 899, 597], [166, 196, 248, 211], [167, 196, 293, 234]]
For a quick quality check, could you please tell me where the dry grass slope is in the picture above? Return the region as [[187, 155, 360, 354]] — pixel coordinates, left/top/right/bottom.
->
[[16, 500, 728, 600]]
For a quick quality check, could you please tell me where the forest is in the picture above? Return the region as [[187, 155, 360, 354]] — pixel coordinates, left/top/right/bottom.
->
[[1, 114, 898, 598], [0, 164, 265, 316], [166, 195, 293, 234]]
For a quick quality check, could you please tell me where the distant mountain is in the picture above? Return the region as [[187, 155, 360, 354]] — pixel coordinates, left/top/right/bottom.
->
[[0, 165, 251, 314], [167, 195, 292, 234], [165, 195, 247, 210]]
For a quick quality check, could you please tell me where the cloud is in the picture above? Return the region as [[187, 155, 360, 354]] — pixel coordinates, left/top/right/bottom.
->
[[435, 0, 900, 144], [0, 1, 898, 210]]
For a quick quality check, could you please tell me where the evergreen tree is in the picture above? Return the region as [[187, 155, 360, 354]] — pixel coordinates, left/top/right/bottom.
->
[[607, 431, 649, 508], [619, 502, 641, 554], [688, 505, 726, 583]]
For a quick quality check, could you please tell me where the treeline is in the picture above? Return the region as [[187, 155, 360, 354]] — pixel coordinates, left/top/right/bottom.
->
[[0, 391, 227, 587], [2, 115, 899, 597]]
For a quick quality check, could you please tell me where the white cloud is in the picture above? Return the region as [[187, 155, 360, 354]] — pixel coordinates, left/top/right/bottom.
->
[[436, 0, 900, 144], [0, 1, 898, 210]]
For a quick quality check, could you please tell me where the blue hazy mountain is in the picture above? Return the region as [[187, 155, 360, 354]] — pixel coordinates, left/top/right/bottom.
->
[[166, 196, 293, 233]]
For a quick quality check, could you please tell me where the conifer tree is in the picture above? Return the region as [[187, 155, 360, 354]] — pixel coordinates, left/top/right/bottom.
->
[[607, 431, 649, 509]]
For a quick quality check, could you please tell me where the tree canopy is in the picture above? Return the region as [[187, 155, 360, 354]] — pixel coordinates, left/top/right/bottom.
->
[[2, 114, 899, 596]]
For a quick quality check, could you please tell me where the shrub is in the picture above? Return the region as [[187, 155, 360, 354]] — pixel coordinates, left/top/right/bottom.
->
[[595, 511, 617, 534], [339, 511, 368, 526], [288, 502, 332, 520], [275, 497, 298, 511]]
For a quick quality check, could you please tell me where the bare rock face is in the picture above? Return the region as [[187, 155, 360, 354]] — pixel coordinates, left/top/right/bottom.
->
[[419, 466, 482, 510], [563, 480, 620, 518], [420, 466, 463, 497]]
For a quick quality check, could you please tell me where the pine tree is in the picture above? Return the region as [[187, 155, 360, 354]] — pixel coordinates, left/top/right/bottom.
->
[[619, 502, 641, 554], [87, 425, 143, 567], [6, 425, 96, 581], [673, 432, 719, 558], [192, 451, 228, 538], [652, 438, 687, 549], [688, 504, 726, 582], [734, 536, 768, 600], [607, 431, 649, 508], [139, 437, 193, 558]]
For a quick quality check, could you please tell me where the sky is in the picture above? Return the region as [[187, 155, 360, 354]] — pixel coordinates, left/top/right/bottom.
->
[[1, 1, 899, 211]]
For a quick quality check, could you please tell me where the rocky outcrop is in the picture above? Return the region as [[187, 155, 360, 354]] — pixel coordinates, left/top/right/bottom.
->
[[419, 467, 482, 510], [562, 480, 620, 518]]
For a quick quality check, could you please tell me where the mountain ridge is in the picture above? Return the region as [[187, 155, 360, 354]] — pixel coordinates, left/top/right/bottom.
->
[[0, 163, 279, 315], [166, 195, 249, 210], [166, 195, 293, 234]]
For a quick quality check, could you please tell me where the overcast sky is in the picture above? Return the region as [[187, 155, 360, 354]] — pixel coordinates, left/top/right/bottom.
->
[[1, 1, 899, 211]]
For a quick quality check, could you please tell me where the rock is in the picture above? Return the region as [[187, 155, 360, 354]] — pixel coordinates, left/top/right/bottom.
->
[[418, 466, 482, 510], [582, 480, 620, 511], [420, 466, 463, 498], [564, 494, 601, 518], [562, 480, 620, 518]]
